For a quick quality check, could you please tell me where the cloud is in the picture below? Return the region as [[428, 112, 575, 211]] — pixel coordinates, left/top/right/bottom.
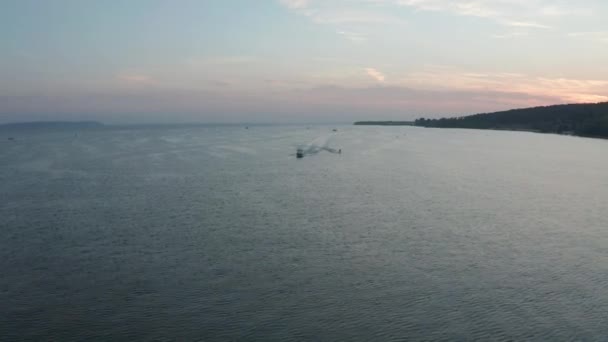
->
[[506, 21, 551, 29], [277, 0, 405, 43], [279, 0, 309, 10], [400, 65, 608, 104], [3, 75, 605, 123], [312, 10, 403, 25], [271, 85, 568, 120], [365, 68, 386, 82], [392, 0, 589, 29], [277, 0, 595, 45], [186, 56, 256, 67], [117, 73, 156, 85], [491, 31, 529, 39], [337, 30, 367, 42], [0, 85, 566, 123], [540, 5, 592, 16], [279, 0, 403, 24], [568, 31, 608, 43], [210, 80, 232, 87]]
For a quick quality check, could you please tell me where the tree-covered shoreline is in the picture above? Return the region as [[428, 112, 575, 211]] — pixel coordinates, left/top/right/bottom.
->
[[354, 121, 415, 126], [414, 102, 608, 138]]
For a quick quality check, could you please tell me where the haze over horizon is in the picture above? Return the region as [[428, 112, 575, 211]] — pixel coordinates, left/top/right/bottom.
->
[[2, 0, 608, 124]]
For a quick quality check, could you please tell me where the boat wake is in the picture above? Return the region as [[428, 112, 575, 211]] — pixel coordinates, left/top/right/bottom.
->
[[295, 134, 341, 158]]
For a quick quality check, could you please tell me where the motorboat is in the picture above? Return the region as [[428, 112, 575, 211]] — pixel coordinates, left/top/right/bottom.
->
[[296, 148, 304, 158]]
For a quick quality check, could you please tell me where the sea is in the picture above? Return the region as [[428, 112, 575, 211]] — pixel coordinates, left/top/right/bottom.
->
[[2, 124, 608, 340]]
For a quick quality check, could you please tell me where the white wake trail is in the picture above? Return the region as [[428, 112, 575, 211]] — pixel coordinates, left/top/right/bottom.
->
[[296, 133, 340, 157]]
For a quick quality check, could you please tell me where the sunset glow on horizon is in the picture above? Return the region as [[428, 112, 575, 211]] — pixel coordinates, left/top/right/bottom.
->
[[2, 0, 608, 123]]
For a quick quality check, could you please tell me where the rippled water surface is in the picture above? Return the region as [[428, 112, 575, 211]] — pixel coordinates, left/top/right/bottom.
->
[[2, 125, 608, 340]]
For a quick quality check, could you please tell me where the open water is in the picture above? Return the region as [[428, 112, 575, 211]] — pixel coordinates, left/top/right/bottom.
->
[[2, 125, 608, 340]]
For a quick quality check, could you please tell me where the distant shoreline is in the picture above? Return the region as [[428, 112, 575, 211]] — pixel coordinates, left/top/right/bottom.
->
[[0, 121, 104, 129], [412, 102, 608, 139], [355, 102, 608, 139], [354, 121, 415, 126]]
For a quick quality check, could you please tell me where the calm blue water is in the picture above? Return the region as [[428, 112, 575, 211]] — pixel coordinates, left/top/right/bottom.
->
[[2, 125, 608, 340]]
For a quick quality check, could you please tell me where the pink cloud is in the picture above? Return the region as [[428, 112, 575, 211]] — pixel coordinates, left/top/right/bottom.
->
[[117, 73, 157, 85], [365, 68, 386, 82]]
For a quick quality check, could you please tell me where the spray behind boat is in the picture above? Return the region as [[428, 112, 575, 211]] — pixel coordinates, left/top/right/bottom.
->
[[295, 130, 341, 159]]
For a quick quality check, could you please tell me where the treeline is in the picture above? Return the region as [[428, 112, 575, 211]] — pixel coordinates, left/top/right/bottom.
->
[[0, 121, 104, 130], [354, 121, 415, 126], [414, 102, 608, 138]]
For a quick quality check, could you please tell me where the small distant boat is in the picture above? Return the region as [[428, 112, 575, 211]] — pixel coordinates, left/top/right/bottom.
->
[[332, 129, 337, 132], [296, 148, 304, 158]]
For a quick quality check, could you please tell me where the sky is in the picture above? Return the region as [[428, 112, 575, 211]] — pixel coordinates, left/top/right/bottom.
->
[[1, 0, 608, 124]]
